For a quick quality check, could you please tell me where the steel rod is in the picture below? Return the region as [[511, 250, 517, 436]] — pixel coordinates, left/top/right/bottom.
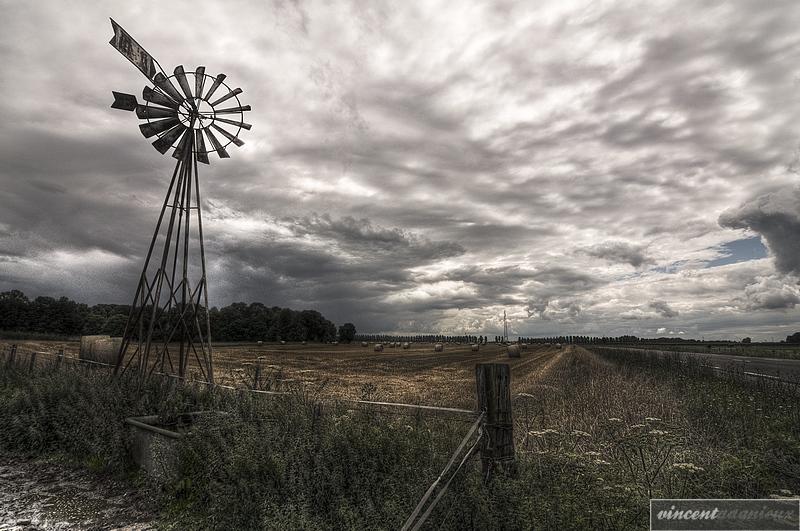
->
[[193, 151, 215, 383], [115, 157, 182, 376]]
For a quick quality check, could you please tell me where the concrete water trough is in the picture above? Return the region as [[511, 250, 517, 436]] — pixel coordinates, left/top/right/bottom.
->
[[125, 411, 226, 481]]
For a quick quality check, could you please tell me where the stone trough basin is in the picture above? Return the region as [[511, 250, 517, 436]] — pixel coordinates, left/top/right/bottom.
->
[[124, 411, 224, 481]]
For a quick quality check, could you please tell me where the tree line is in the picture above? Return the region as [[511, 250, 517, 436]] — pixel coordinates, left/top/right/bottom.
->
[[355, 334, 488, 344], [0, 290, 341, 342]]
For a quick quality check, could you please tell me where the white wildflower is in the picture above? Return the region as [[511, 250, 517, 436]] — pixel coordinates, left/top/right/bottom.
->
[[672, 462, 704, 472]]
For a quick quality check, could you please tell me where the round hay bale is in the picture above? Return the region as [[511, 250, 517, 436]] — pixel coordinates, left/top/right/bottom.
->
[[280, 340, 286, 345], [507, 344, 521, 358], [520, 343, 528, 350], [402, 342, 410, 349], [434, 343, 444, 352], [555, 343, 562, 349], [361, 341, 369, 347], [471, 344, 480, 352], [374, 343, 384, 352]]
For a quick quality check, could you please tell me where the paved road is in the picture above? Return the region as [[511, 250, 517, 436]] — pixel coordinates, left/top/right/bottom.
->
[[591, 346, 800, 381]]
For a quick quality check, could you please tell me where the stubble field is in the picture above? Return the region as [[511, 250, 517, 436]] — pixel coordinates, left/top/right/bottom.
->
[[0, 340, 562, 409]]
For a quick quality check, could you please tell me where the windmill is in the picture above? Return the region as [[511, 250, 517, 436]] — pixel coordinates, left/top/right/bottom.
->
[[107, 19, 251, 384]]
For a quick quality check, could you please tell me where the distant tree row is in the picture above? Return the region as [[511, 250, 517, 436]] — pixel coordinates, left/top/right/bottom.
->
[[353, 334, 775, 345], [519, 336, 764, 344], [355, 334, 488, 344], [0, 290, 339, 342], [209, 303, 337, 342]]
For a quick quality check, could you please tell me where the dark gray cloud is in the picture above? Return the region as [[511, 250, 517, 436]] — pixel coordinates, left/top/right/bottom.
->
[[719, 189, 800, 276], [584, 241, 654, 268], [649, 300, 679, 318]]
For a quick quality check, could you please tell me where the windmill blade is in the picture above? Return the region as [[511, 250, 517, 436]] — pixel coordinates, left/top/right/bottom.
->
[[152, 124, 187, 154], [213, 116, 252, 130], [174, 65, 195, 102], [136, 105, 177, 119], [139, 117, 180, 138], [204, 73, 227, 100], [172, 127, 193, 160], [210, 88, 242, 107], [194, 129, 210, 165], [195, 67, 206, 101], [143, 86, 179, 109], [211, 123, 245, 147], [203, 127, 230, 158], [153, 72, 184, 104], [214, 105, 251, 115], [111, 91, 138, 111]]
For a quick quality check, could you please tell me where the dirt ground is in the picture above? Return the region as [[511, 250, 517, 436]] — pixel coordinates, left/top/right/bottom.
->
[[0, 456, 155, 530]]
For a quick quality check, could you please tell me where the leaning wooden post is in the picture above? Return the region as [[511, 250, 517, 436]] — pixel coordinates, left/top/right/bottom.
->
[[28, 351, 37, 372], [475, 363, 516, 482]]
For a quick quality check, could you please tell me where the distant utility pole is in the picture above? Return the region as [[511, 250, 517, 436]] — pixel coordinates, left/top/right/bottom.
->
[[503, 310, 509, 343]]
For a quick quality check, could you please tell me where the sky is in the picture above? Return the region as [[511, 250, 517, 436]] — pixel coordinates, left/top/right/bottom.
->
[[2, 0, 800, 340]]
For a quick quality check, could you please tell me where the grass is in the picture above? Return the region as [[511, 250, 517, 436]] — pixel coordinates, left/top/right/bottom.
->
[[0, 357, 471, 529], [0, 345, 798, 529], [434, 346, 800, 529]]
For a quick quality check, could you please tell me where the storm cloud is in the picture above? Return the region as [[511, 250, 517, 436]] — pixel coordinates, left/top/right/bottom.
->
[[719, 189, 800, 276], [2, 0, 800, 339]]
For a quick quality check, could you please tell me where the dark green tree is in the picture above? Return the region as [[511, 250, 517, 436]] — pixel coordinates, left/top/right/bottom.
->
[[338, 323, 356, 343]]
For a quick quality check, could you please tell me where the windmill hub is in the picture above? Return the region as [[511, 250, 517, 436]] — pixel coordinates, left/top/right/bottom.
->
[[179, 99, 215, 129]]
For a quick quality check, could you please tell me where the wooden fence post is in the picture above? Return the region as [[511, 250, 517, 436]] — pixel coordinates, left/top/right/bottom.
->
[[28, 351, 37, 372], [8, 344, 17, 367], [253, 357, 263, 390], [55, 348, 64, 370], [475, 363, 516, 482]]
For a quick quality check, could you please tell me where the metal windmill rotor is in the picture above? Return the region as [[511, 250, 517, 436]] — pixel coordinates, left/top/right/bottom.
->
[[108, 18, 251, 384]]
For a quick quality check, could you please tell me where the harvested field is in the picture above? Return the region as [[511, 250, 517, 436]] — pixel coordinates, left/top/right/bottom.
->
[[0, 340, 560, 409]]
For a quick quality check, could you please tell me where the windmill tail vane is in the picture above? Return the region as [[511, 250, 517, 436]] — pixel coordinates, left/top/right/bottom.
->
[[108, 19, 252, 385]]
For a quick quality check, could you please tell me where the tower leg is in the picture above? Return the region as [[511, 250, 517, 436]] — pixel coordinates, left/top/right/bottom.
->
[[114, 141, 214, 385]]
